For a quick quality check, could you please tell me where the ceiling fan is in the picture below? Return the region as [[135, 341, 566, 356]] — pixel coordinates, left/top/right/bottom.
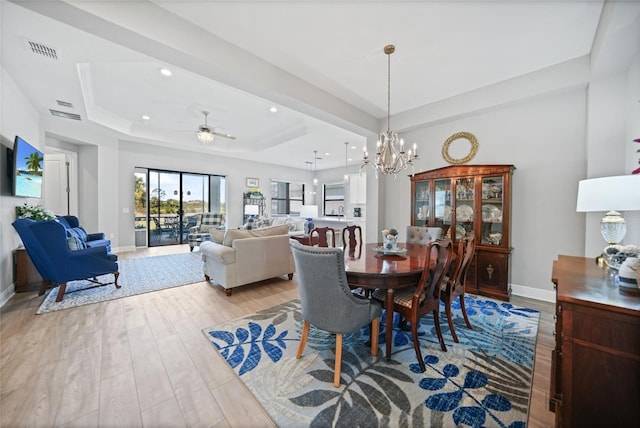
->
[[195, 111, 236, 144]]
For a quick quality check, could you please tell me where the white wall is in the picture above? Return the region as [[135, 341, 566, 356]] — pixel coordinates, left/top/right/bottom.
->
[[0, 67, 43, 306], [383, 89, 588, 301]]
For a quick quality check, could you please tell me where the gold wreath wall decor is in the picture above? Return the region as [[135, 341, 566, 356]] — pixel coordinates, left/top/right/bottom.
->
[[442, 132, 479, 164]]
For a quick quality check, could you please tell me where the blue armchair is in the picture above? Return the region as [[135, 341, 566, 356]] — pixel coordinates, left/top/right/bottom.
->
[[56, 215, 112, 251], [12, 218, 119, 302]]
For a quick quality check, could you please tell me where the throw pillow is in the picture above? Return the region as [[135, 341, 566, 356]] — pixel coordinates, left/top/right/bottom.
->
[[222, 224, 289, 246], [66, 236, 86, 251], [210, 229, 225, 244], [67, 227, 87, 243]]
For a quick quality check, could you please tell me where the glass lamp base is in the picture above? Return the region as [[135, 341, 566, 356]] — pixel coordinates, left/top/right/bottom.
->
[[600, 211, 626, 244]]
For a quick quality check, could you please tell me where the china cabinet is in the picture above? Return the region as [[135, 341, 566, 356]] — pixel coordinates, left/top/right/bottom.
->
[[410, 164, 515, 301]]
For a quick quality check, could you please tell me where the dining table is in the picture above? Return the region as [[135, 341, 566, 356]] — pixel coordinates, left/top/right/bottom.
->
[[344, 242, 430, 361]]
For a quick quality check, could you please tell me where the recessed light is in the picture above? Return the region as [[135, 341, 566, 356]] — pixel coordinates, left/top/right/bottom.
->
[[160, 68, 172, 76], [269, 106, 278, 113], [142, 115, 150, 121], [351, 145, 357, 150], [325, 152, 330, 156], [348, 158, 353, 162]]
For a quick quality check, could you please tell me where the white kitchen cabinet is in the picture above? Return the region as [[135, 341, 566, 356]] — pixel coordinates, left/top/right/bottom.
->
[[349, 173, 367, 204]]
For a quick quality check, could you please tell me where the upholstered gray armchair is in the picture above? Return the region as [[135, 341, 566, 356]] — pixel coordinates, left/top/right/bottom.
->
[[290, 241, 381, 387], [406, 225, 442, 245]]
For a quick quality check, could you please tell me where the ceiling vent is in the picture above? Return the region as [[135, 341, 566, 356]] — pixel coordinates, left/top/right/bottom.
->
[[26, 40, 58, 60], [49, 109, 81, 121], [56, 100, 73, 108]]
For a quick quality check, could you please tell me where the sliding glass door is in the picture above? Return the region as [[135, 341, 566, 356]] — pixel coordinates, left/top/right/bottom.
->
[[142, 169, 226, 247]]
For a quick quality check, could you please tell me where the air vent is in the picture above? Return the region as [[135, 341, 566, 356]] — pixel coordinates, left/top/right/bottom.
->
[[26, 40, 58, 60], [49, 109, 81, 121], [56, 100, 73, 108]]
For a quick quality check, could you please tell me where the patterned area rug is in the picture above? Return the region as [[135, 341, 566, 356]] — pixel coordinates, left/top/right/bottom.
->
[[37, 252, 203, 314], [203, 296, 540, 427]]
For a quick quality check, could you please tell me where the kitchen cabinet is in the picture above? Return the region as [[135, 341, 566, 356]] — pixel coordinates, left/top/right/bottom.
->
[[349, 173, 366, 204]]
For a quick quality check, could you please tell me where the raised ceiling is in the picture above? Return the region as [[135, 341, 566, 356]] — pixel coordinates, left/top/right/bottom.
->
[[2, 0, 606, 170]]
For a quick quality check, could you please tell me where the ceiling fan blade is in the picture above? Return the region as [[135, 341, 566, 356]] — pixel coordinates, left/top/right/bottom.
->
[[212, 132, 236, 140]]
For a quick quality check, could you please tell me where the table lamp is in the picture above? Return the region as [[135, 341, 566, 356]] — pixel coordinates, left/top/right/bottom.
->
[[300, 205, 318, 234], [244, 204, 260, 219], [576, 175, 640, 267]]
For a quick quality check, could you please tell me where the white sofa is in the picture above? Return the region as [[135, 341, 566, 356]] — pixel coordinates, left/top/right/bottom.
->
[[199, 224, 295, 295]]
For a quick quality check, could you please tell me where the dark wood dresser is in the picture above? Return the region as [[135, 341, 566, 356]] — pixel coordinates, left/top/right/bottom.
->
[[550, 255, 640, 427]]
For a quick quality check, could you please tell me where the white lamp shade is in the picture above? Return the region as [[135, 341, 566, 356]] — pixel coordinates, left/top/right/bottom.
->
[[576, 175, 640, 212], [300, 205, 318, 219], [244, 205, 260, 216]]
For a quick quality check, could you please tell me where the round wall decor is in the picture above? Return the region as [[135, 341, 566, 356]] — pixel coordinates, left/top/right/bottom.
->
[[442, 132, 479, 164]]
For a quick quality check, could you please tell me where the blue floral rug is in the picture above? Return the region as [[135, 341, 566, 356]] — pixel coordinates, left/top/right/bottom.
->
[[37, 252, 203, 314], [203, 296, 540, 427]]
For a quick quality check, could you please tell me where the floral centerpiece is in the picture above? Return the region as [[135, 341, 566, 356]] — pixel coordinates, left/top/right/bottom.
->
[[381, 228, 399, 250], [15, 203, 55, 221], [245, 187, 263, 198], [604, 244, 640, 270]]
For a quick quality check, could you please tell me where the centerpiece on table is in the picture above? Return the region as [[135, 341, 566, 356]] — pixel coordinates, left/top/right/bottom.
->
[[381, 228, 399, 250]]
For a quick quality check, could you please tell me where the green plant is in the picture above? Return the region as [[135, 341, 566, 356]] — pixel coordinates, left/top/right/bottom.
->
[[16, 203, 55, 221]]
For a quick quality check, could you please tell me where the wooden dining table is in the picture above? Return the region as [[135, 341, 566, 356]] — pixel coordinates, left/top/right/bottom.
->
[[344, 242, 429, 361]]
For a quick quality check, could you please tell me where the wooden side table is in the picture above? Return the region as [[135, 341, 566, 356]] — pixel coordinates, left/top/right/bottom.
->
[[13, 248, 43, 292]]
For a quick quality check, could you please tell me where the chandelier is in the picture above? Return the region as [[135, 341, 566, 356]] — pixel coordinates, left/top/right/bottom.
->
[[361, 44, 418, 177]]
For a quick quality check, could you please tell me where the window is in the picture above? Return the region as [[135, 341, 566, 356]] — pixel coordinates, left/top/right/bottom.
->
[[324, 183, 345, 216], [271, 181, 304, 215]]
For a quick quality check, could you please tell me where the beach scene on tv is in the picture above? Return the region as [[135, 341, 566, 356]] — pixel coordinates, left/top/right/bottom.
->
[[14, 137, 43, 198]]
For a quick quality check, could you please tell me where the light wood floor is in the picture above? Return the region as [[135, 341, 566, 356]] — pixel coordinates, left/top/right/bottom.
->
[[0, 245, 556, 427]]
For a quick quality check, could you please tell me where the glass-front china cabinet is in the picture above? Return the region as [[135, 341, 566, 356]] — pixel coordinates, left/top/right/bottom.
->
[[411, 164, 515, 301]]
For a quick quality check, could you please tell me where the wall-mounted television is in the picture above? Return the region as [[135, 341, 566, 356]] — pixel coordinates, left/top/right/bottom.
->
[[12, 135, 44, 198]]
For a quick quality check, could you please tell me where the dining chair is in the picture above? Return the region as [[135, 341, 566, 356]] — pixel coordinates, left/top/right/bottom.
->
[[290, 241, 381, 387], [406, 225, 442, 245], [372, 238, 454, 372], [310, 226, 336, 247], [342, 224, 363, 259], [440, 235, 476, 342]]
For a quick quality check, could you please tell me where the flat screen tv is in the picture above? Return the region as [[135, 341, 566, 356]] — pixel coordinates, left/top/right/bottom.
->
[[12, 135, 44, 198]]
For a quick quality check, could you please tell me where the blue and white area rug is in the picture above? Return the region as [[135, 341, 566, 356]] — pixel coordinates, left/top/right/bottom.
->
[[37, 252, 203, 314], [203, 296, 540, 427]]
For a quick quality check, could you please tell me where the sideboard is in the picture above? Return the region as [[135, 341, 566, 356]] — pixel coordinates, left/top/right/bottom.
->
[[550, 255, 640, 427]]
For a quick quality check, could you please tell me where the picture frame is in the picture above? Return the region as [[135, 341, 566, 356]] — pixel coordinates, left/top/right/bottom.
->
[[246, 177, 259, 188]]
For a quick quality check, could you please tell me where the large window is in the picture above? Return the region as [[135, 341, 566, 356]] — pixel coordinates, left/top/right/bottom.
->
[[324, 183, 345, 217], [271, 181, 304, 215]]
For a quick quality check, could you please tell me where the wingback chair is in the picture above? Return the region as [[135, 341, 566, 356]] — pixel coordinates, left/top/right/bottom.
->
[[290, 241, 381, 387], [12, 219, 119, 302], [406, 226, 442, 245], [188, 212, 225, 251]]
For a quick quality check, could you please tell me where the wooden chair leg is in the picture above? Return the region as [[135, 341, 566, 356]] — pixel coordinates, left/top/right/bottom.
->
[[370, 318, 379, 357], [411, 319, 426, 372], [433, 309, 447, 352], [445, 300, 459, 343], [114, 271, 121, 289], [38, 279, 49, 296], [459, 295, 473, 329], [55, 282, 67, 302], [334, 333, 343, 387], [296, 320, 310, 359]]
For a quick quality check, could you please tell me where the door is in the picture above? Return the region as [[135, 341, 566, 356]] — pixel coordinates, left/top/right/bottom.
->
[[148, 170, 181, 246]]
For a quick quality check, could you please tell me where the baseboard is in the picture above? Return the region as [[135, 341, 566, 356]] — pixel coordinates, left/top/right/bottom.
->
[[511, 283, 556, 303], [0, 284, 16, 308], [113, 245, 136, 253]]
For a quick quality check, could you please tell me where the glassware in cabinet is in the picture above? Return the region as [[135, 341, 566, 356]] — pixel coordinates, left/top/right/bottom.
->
[[453, 177, 475, 241], [433, 179, 452, 234], [481, 176, 504, 246]]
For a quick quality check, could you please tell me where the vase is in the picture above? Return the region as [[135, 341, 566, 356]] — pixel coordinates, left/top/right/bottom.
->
[[382, 232, 398, 250]]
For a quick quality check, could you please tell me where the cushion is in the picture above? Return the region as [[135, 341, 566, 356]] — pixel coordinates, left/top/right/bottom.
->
[[66, 236, 86, 251], [223, 224, 289, 246], [271, 217, 288, 226], [67, 227, 88, 242], [210, 229, 225, 244]]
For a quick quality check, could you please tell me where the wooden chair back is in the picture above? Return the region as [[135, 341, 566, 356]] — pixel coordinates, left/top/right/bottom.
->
[[310, 227, 336, 247], [342, 225, 363, 258]]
